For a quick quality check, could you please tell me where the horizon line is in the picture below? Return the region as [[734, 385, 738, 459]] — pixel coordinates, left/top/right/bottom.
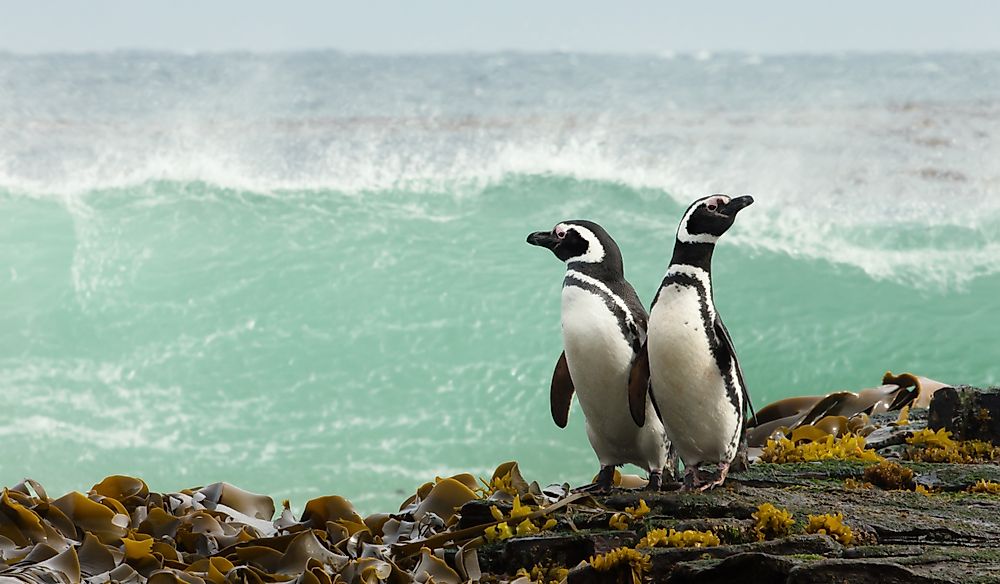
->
[[3, 47, 1000, 58]]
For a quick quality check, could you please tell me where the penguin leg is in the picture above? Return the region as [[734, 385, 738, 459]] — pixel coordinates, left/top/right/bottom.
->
[[664, 442, 680, 482], [682, 465, 702, 491], [646, 470, 661, 491], [595, 465, 615, 491], [731, 433, 750, 472]]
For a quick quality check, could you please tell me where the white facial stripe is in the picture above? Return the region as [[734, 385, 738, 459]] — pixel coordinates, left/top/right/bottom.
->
[[559, 223, 606, 264], [676, 195, 731, 244], [565, 269, 636, 329], [664, 264, 716, 321]]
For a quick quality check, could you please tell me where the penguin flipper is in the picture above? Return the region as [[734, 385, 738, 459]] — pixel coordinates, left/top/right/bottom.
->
[[627, 342, 651, 427], [550, 352, 575, 428], [713, 317, 757, 425]]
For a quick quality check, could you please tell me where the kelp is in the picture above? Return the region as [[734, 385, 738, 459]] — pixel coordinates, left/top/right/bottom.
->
[[0, 463, 588, 584], [747, 371, 950, 449]]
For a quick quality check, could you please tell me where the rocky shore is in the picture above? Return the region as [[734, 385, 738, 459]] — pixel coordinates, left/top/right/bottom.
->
[[2, 382, 999, 584]]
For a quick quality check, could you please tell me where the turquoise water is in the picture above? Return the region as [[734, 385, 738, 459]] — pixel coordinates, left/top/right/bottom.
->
[[1, 53, 999, 512]]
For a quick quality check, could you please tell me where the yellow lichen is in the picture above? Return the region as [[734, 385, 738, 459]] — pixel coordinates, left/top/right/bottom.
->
[[515, 563, 569, 584], [636, 528, 720, 549], [906, 428, 1000, 463], [760, 433, 882, 464], [969, 480, 1000, 494], [608, 499, 651, 530], [862, 460, 915, 491], [483, 521, 514, 542], [893, 405, 910, 426], [588, 547, 651, 584], [479, 475, 516, 497], [843, 478, 873, 490], [752, 503, 794, 541], [805, 513, 853, 546], [487, 495, 557, 538], [478, 467, 521, 497], [907, 428, 955, 449], [609, 513, 631, 530], [509, 495, 532, 519], [914, 485, 934, 496], [515, 518, 539, 536], [625, 499, 650, 519], [489, 505, 504, 521]]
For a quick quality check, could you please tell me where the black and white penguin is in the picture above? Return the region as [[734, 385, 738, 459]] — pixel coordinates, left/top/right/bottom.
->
[[628, 195, 755, 491], [528, 220, 675, 490]]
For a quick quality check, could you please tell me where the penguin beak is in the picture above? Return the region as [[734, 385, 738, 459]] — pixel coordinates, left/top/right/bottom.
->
[[720, 195, 754, 217], [526, 231, 559, 250]]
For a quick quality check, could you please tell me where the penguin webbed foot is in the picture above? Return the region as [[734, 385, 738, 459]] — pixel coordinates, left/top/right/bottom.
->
[[574, 466, 616, 494], [701, 462, 731, 491], [646, 471, 661, 491], [595, 465, 615, 492], [730, 435, 751, 473], [683, 463, 731, 492], [682, 466, 700, 491]]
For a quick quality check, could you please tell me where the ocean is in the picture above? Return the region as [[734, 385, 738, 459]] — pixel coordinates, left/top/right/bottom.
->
[[1, 52, 998, 512]]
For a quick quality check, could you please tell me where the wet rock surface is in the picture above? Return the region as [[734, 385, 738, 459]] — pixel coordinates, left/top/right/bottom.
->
[[554, 467, 1000, 584], [930, 385, 1000, 443]]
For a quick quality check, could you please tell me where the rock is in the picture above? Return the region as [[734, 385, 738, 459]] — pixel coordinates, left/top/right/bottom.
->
[[786, 558, 943, 584], [664, 553, 796, 583], [649, 534, 842, 572], [482, 532, 638, 576], [457, 500, 509, 529], [929, 385, 1000, 443]]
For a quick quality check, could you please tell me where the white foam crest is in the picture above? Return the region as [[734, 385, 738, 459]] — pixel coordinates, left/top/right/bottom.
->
[[0, 120, 670, 197], [2, 99, 999, 288]]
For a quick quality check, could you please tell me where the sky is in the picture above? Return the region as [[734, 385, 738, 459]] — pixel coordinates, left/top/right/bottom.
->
[[1, 0, 998, 54]]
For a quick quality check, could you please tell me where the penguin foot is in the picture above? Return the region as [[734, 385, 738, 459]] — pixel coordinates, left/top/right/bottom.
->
[[595, 465, 615, 491], [646, 471, 661, 491], [696, 462, 731, 492], [681, 466, 702, 491]]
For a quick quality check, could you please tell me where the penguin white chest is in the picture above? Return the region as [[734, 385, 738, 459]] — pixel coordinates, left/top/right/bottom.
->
[[560, 286, 633, 395], [647, 283, 739, 465], [558, 283, 670, 473]]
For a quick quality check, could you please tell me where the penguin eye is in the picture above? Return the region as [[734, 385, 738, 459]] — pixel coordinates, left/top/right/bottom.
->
[[556, 229, 567, 239], [707, 203, 718, 212]]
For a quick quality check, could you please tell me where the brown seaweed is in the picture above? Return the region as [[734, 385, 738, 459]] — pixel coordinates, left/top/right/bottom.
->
[[0, 461, 588, 584], [746, 371, 951, 448]]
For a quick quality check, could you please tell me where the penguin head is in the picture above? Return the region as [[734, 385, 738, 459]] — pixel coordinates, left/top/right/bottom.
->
[[527, 220, 623, 271], [676, 194, 754, 244]]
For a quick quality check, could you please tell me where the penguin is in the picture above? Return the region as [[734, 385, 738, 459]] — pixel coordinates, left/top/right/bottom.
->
[[527, 220, 675, 490], [628, 195, 756, 491]]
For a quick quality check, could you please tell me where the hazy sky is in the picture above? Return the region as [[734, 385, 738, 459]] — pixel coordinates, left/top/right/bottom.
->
[[2, 0, 998, 54]]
